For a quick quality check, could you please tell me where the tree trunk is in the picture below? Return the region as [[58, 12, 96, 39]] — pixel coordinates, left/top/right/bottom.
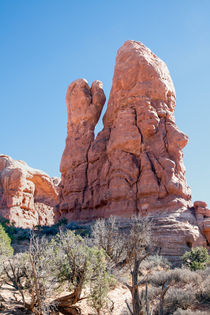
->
[[54, 305, 81, 315], [145, 281, 150, 315], [50, 292, 81, 313], [159, 299, 164, 315], [131, 258, 142, 315], [159, 282, 169, 315], [49, 267, 87, 314]]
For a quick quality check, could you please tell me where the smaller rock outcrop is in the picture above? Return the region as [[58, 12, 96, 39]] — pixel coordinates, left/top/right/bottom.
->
[[194, 201, 210, 245], [0, 155, 59, 228]]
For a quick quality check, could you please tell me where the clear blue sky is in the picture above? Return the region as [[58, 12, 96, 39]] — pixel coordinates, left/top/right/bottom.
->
[[1, 0, 210, 205]]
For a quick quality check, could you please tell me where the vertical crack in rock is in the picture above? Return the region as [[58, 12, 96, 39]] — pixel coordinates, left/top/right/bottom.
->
[[82, 142, 91, 204], [163, 117, 169, 155], [135, 162, 141, 216], [133, 107, 143, 215], [134, 107, 144, 143], [152, 155, 169, 195], [131, 153, 141, 215], [146, 152, 161, 186]]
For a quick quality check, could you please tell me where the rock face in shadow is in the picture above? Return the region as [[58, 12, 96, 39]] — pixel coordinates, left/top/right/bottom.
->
[[0, 155, 59, 228], [59, 40, 207, 260]]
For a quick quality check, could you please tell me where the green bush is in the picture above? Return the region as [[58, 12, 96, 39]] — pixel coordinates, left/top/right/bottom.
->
[[182, 247, 209, 271], [0, 216, 30, 241], [0, 223, 13, 257], [0, 216, 16, 240], [34, 218, 69, 236], [67, 221, 91, 237]]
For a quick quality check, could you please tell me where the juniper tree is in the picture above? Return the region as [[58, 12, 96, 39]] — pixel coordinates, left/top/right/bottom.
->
[[91, 216, 154, 315], [2, 230, 114, 315]]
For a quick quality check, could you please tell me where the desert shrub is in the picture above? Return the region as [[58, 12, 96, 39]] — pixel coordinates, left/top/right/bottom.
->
[[2, 231, 114, 314], [0, 216, 16, 240], [13, 227, 31, 241], [164, 287, 196, 314], [87, 248, 115, 314], [196, 267, 210, 304], [182, 247, 209, 271], [141, 254, 171, 272], [34, 224, 59, 236], [0, 221, 115, 314], [92, 216, 153, 315], [49, 230, 94, 289], [0, 223, 13, 257], [91, 216, 127, 265], [148, 268, 202, 315], [49, 231, 113, 298], [34, 218, 68, 236], [34, 218, 91, 238], [67, 221, 91, 237], [0, 215, 30, 241], [149, 268, 201, 287], [56, 217, 68, 226], [48, 230, 113, 314], [1, 236, 57, 314], [91, 216, 153, 268]]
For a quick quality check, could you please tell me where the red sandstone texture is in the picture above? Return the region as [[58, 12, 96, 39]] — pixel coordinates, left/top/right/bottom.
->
[[59, 40, 208, 260], [194, 201, 210, 245], [0, 155, 59, 228]]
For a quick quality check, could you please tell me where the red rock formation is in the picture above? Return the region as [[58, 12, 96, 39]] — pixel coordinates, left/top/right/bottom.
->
[[194, 201, 210, 245], [0, 155, 59, 228], [59, 40, 207, 260], [60, 79, 106, 215]]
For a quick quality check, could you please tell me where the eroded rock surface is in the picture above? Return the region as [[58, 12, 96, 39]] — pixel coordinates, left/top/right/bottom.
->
[[194, 201, 210, 245], [59, 40, 207, 259], [0, 155, 59, 228]]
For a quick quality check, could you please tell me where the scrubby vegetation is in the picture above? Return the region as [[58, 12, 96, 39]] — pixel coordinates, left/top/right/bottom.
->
[[0, 223, 13, 257], [182, 246, 209, 271], [0, 216, 209, 314], [0, 216, 30, 241]]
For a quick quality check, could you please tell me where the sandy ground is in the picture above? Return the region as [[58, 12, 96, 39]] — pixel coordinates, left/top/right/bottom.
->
[[0, 282, 131, 314]]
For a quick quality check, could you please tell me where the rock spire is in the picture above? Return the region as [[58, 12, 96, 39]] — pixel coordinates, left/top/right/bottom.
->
[[59, 40, 207, 260]]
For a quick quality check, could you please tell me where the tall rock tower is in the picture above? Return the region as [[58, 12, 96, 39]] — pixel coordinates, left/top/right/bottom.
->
[[59, 40, 207, 261]]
